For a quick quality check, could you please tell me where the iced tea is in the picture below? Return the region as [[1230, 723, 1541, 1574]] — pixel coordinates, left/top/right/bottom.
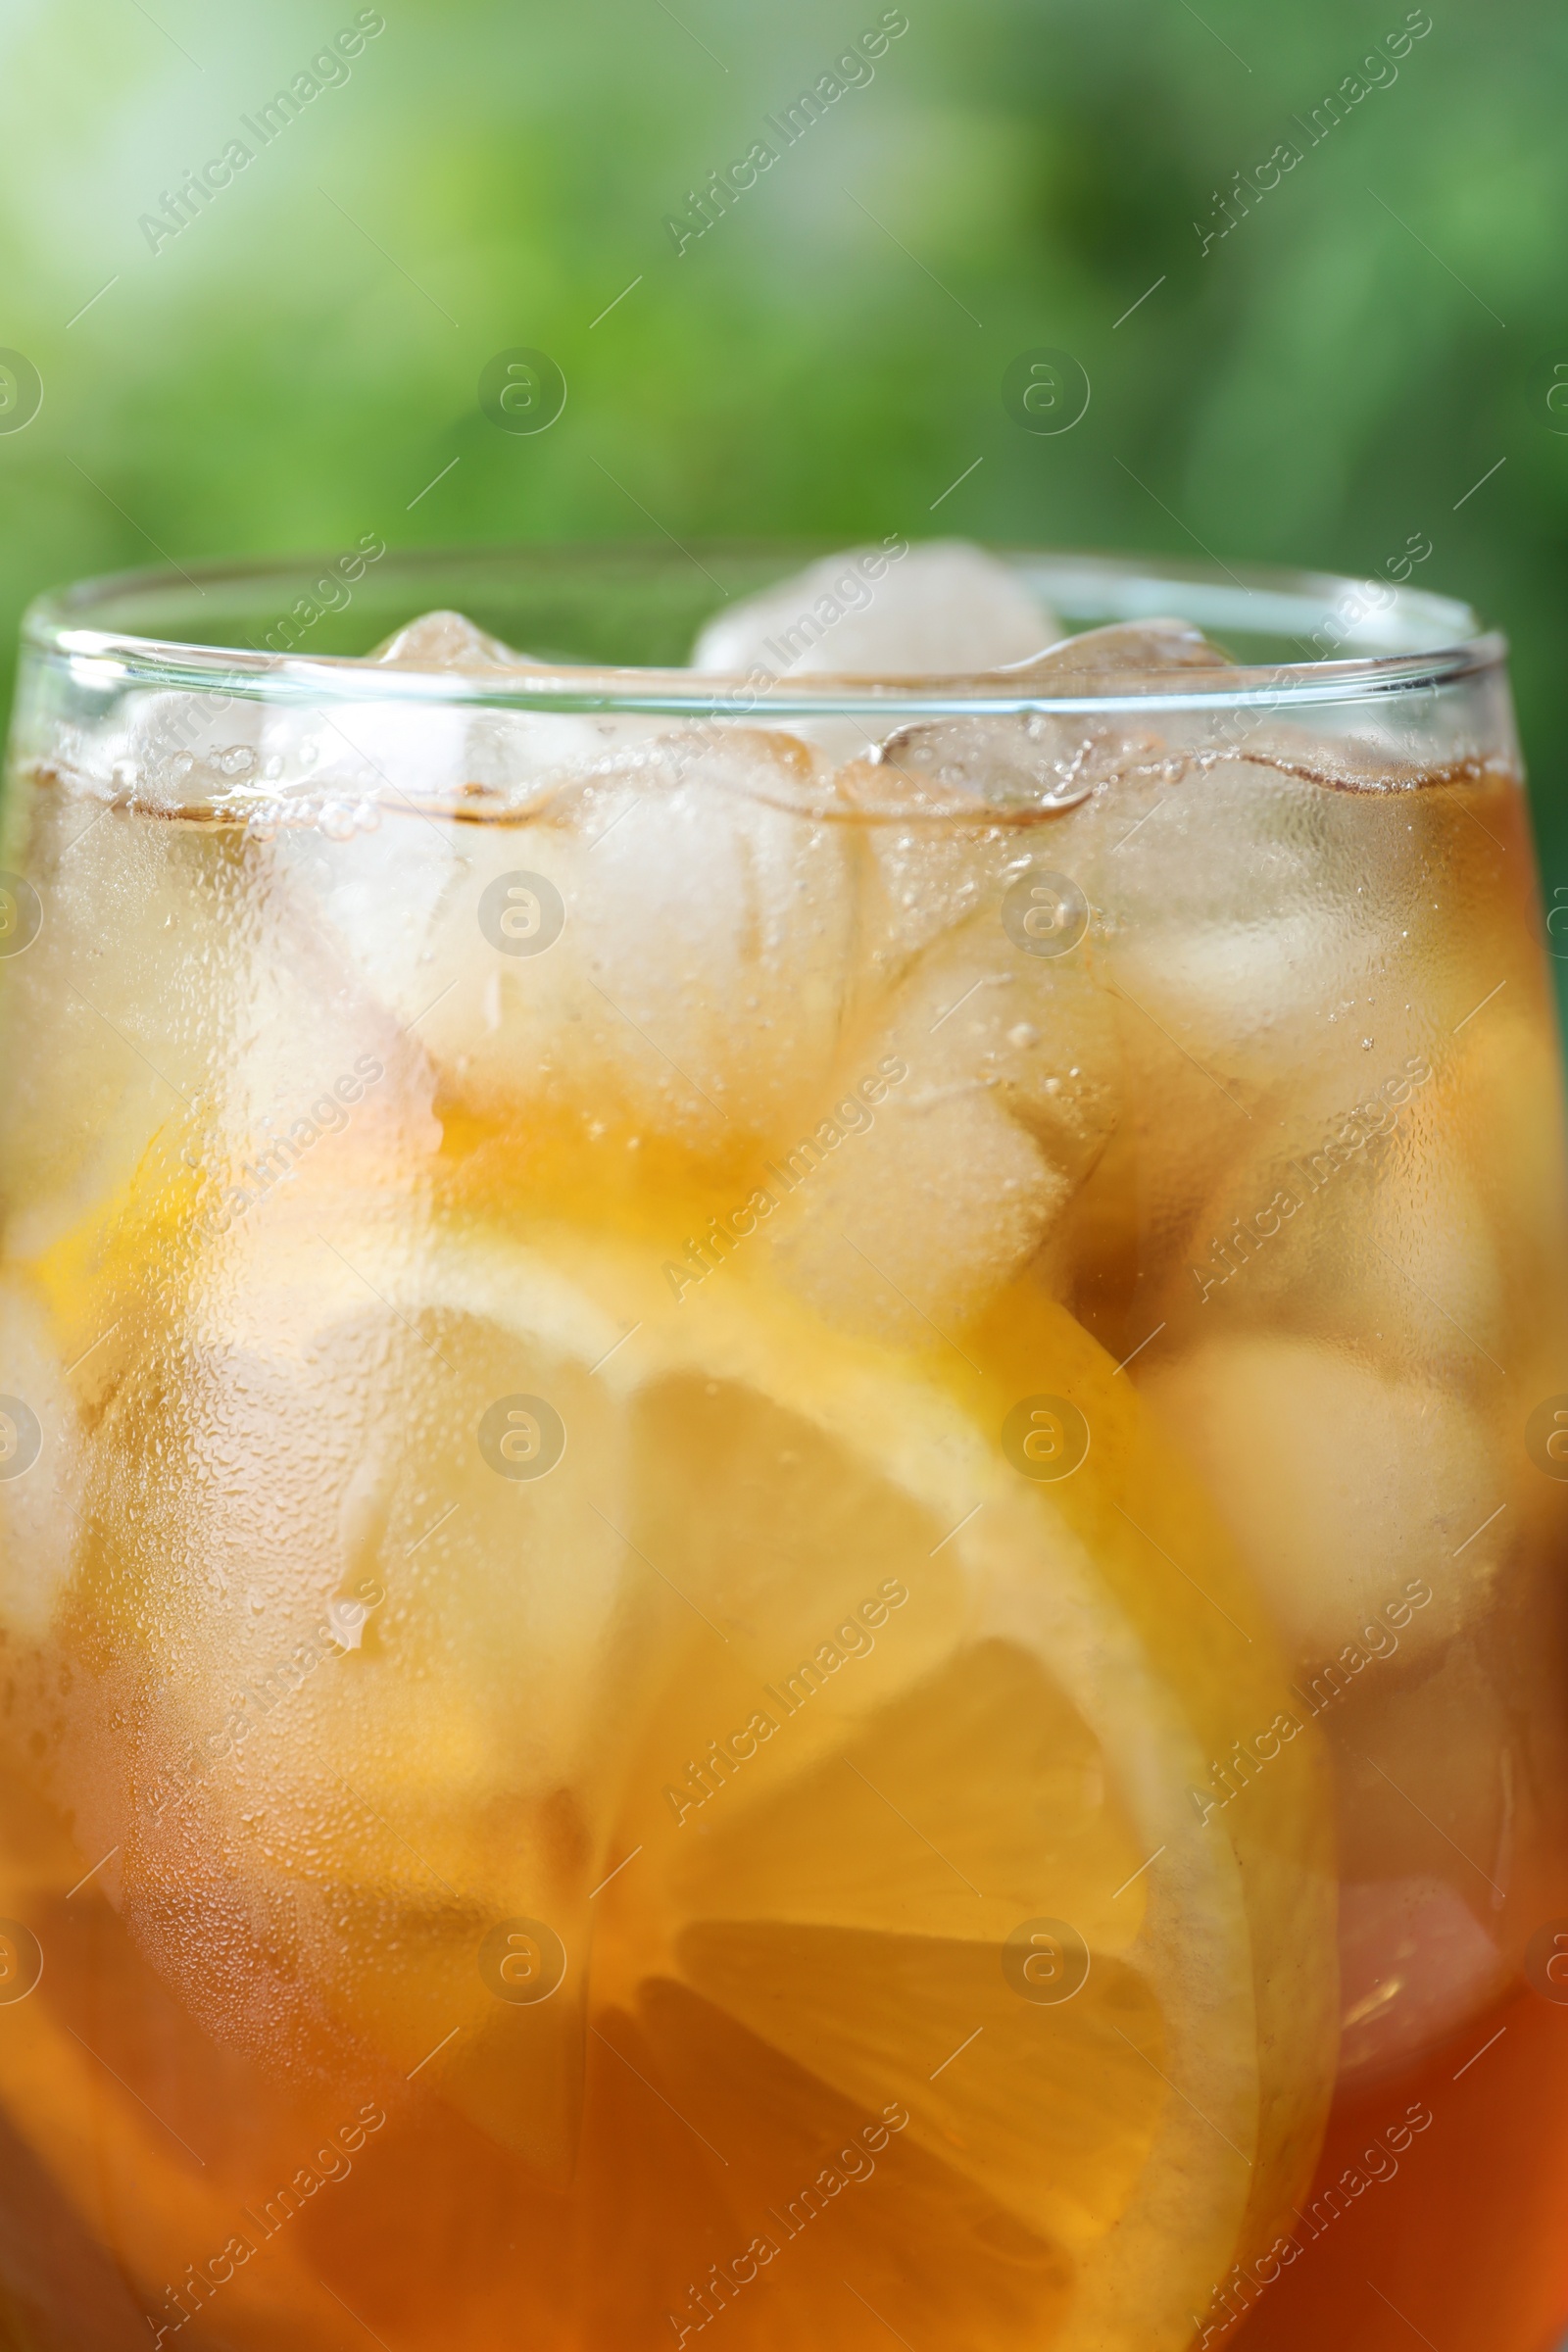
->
[[0, 544, 1565, 2352]]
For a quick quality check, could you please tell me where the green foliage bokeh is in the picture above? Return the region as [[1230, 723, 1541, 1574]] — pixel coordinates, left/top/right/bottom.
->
[[2, 0, 1564, 893]]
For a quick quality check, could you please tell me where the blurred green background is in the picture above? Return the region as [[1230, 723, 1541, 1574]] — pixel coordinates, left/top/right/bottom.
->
[[1, 0, 1564, 890]]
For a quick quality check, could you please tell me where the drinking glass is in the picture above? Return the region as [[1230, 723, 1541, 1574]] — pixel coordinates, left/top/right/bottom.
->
[[1, 545, 1565, 2352]]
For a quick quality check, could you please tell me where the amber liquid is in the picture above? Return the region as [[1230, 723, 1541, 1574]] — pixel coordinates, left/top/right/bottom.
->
[[3, 749, 1568, 2352], [5, 1845, 1568, 2352], [1230, 1984, 1568, 2352]]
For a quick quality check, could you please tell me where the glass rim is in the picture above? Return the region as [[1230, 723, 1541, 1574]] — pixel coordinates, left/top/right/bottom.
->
[[21, 540, 1506, 719]]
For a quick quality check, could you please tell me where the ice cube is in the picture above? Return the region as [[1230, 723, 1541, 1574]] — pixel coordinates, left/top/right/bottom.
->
[[1139, 1337, 1502, 1660], [0, 776, 439, 1437], [690, 541, 1059, 678], [185, 878, 441, 1268], [1160, 1090, 1503, 1391], [1111, 925, 1536, 1397], [763, 895, 1118, 1345], [1075, 758, 1407, 1098], [0, 790, 240, 1262], [249, 619, 862, 1162], [1044, 776, 1457, 1354], [766, 1081, 1062, 1348], [1336, 1876, 1505, 2082], [844, 619, 1238, 1021], [371, 610, 537, 671], [871, 619, 1234, 813], [1001, 616, 1233, 678], [0, 1273, 81, 1640], [1061, 674, 1487, 1138], [373, 609, 673, 794], [253, 609, 667, 824], [44, 612, 598, 818], [24, 685, 270, 819], [72, 616, 537, 817], [1325, 1628, 1541, 2079], [279, 727, 858, 1160], [1331, 1641, 1519, 1908], [1019, 691, 1456, 1349]]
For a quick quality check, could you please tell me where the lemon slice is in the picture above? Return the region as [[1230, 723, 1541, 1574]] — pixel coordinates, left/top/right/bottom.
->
[[37, 1173, 1336, 2352]]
